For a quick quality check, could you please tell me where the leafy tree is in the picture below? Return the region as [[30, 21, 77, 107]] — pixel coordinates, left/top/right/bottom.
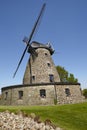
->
[[56, 66, 68, 82], [56, 65, 78, 83], [83, 89, 87, 98], [67, 73, 78, 83]]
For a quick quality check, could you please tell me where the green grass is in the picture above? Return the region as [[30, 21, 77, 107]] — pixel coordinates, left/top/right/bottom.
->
[[0, 102, 87, 130]]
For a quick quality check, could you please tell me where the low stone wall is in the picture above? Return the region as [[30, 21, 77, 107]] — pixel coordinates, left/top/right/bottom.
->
[[1, 83, 84, 105], [56, 84, 83, 104]]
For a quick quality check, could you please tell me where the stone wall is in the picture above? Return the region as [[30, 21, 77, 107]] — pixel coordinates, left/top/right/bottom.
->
[[1, 83, 84, 105], [56, 84, 83, 104]]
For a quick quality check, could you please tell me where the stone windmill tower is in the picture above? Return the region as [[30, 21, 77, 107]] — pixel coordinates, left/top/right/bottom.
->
[[23, 41, 60, 84], [13, 3, 60, 84]]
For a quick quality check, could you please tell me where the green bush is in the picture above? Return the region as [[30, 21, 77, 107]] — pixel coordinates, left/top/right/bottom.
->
[[83, 89, 87, 98]]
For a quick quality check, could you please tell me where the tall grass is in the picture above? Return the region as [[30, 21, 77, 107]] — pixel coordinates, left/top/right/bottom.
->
[[0, 102, 87, 130]]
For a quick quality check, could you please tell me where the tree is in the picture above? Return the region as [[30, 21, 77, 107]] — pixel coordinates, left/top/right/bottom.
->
[[67, 73, 78, 83], [56, 65, 78, 83], [56, 66, 68, 82], [83, 89, 87, 99]]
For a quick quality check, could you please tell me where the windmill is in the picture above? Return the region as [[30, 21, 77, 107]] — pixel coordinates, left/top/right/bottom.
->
[[0, 3, 83, 106], [13, 3, 60, 84]]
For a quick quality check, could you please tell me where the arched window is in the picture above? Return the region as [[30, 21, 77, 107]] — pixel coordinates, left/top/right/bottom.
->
[[40, 89, 46, 98], [65, 88, 70, 96]]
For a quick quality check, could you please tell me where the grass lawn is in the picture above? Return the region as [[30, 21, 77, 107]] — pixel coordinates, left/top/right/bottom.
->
[[0, 102, 87, 130]]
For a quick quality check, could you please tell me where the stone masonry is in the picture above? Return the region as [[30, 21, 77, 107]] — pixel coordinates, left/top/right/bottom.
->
[[1, 83, 83, 105], [23, 46, 60, 84]]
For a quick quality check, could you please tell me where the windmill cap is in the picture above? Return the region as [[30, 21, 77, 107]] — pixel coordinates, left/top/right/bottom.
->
[[31, 41, 55, 55]]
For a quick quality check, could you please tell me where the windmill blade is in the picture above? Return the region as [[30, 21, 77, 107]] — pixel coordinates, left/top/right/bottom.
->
[[27, 3, 46, 45], [13, 3, 46, 78], [13, 44, 29, 78]]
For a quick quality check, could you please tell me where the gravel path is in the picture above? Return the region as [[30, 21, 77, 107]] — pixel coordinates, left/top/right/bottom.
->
[[0, 111, 62, 130]]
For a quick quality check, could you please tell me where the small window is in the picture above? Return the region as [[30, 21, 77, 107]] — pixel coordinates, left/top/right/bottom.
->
[[45, 53, 48, 56], [49, 74, 54, 82], [5, 92, 8, 100], [40, 89, 46, 98], [47, 63, 51, 67], [18, 91, 23, 99], [32, 75, 35, 80], [65, 88, 70, 96]]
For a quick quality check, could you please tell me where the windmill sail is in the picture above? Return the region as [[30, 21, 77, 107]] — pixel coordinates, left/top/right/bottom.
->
[[13, 3, 46, 78]]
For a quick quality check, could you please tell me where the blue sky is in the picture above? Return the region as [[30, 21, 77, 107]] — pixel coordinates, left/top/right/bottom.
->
[[0, 0, 87, 90]]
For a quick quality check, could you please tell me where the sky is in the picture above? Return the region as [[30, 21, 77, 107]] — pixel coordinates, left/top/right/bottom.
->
[[0, 0, 87, 91]]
